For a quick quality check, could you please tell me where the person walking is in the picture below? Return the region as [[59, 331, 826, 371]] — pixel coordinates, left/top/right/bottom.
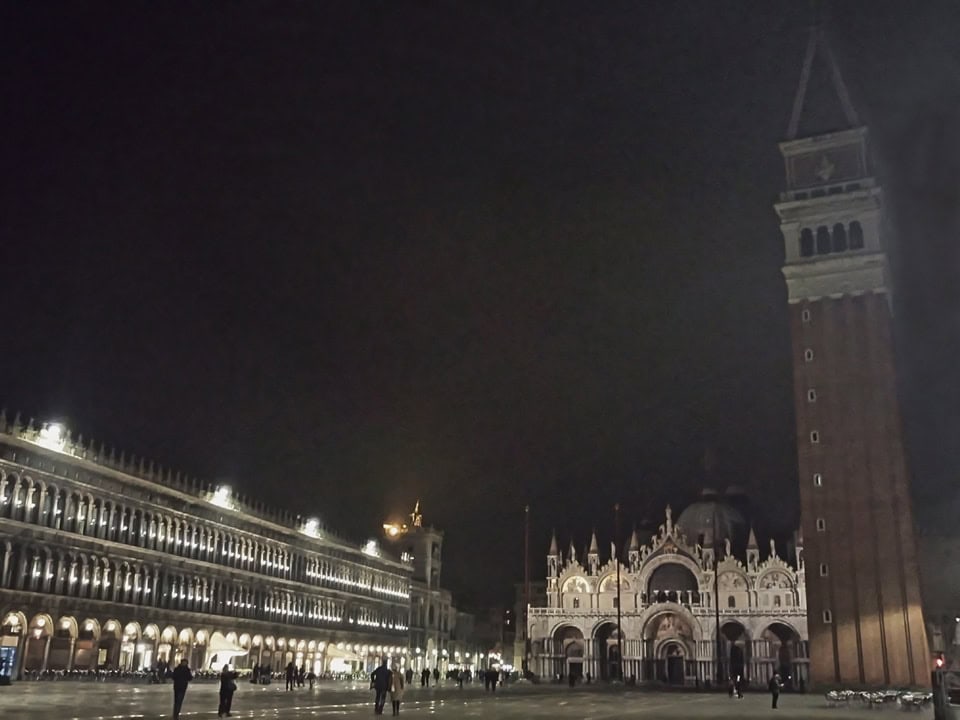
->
[[769, 672, 782, 709], [389, 664, 405, 716], [218, 664, 239, 718], [285, 662, 296, 691], [371, 659, 392, 715], [169, 658, 192, 720]]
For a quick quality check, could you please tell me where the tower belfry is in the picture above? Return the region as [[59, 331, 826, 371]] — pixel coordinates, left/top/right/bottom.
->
[[774, 27, 928, 686]]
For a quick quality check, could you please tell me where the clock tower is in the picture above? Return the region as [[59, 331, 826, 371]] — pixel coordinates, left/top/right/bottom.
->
[[774, 28, 928, 686]]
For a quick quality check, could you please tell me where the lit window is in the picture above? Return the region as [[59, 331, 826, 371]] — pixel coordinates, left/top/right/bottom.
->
[[816, 518, 826, 532], [801, 308, 811, 323], [804, 348, 814, 362], [807, 389, 817, 402], [822, 609, 833, 624], [819, 563, 829, 577], [810, 431, 820, 444], [813, 473, 823, 487]]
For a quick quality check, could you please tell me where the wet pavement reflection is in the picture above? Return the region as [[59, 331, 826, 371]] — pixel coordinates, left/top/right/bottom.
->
[[0, 680, 917, 719]]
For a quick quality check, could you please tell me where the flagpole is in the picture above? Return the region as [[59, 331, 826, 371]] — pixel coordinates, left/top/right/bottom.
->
[[615, 502, 623, 682], [523, 504, 530, 676]]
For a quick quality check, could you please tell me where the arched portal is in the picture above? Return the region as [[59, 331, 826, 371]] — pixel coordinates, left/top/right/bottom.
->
[[158, 626, 177, 664], [24, 614, 54, 672], [74, 619, 100, 671], [552, 625, 584, 680], [100, 620, 122, 669], [593, 622, 623, 681], [120, 622, 142, 671], [762, 623, 801, 689], [643, 612, 694, 685], [721, 621, 750, 682], [660, 640, 686, 685], [1, 611, 27, 679], [47, 617, 77, 671]]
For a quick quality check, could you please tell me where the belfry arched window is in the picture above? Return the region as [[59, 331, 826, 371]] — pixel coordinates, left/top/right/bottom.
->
[[816, 226, 831, 254], [799, 229, 814, 257], [832, 223, 847, 252], [849, 221, 864, 249]]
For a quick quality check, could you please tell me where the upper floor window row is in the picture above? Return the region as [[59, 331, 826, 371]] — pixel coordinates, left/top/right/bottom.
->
[[799, 221, 864, 258], [0, 472, 409, 599]]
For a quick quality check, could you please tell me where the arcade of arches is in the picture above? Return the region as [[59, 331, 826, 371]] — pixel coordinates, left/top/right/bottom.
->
[[535, 613, 805, 687], [0, 610, 407, 677]]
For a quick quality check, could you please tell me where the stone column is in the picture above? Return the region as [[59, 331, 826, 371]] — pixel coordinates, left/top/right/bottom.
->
[[1, 544, 11, 587], [152, 569, 161, 607], [13, 633, 26, 680], [40, 634, 52, 672], [43, 557, 54, 593]]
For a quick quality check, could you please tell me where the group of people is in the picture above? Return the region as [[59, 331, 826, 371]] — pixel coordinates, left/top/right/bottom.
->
[[165, 659, 238, 720], [370, 660, 405, 716], [729, 672, 783, 709], [282, 661, 316, 690]]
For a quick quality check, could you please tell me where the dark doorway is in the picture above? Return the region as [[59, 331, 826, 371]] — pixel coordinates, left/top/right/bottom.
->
[[665, 644, 684, 685], [594, 623, 621, 681], [721, 622, 749, 682]]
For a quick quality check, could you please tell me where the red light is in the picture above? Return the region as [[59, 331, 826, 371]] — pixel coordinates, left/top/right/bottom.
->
[[936, 656, 945, 668]]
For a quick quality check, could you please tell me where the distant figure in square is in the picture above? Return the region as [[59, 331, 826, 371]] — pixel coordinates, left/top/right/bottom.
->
[[218, 663, 238, 718], [769, 672, 782, 709], [168, 658, 193, 720]]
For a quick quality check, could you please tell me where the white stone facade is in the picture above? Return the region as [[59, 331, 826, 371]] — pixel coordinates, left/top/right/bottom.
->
[[528, 506, 809, 688]]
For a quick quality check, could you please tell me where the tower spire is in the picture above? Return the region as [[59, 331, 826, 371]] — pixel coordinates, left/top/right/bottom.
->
[[786, 26, 860, 140]]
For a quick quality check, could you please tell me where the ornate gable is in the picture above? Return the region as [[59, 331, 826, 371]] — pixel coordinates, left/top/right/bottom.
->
[[644, 505, 703, 565]]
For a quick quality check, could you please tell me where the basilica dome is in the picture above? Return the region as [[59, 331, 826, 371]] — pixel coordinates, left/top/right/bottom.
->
[[676, 488, 746, 545]]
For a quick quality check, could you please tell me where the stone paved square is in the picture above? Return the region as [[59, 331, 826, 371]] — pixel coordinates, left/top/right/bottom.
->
[[0, 680, 935, 719]]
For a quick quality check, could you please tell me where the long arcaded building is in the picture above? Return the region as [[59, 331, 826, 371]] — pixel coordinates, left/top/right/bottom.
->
[[0, 414, 412, 679]]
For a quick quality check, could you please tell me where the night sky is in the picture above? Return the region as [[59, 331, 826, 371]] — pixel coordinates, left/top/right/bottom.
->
[[3, 1, 960, 609]]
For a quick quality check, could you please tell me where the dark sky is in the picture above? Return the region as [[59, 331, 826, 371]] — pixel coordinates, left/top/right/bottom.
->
[[2, 1, 960, 609]]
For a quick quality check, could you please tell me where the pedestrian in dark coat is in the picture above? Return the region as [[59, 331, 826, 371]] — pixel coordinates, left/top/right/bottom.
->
[[769, 672, 782, 709], [371, 660, 392, 715], [285, 662, 296, 691], [218, 664, 239, 717], [169, 658, 193, 720]]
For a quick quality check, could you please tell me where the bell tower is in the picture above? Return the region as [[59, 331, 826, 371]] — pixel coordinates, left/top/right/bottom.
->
[[774, 27, 928, 686]]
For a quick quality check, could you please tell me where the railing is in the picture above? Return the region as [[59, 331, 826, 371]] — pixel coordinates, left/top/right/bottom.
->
[[529, 604, 805, 617]]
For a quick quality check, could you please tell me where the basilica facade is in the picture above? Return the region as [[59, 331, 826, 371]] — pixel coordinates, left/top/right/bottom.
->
[[527, 498, 808, 688]]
